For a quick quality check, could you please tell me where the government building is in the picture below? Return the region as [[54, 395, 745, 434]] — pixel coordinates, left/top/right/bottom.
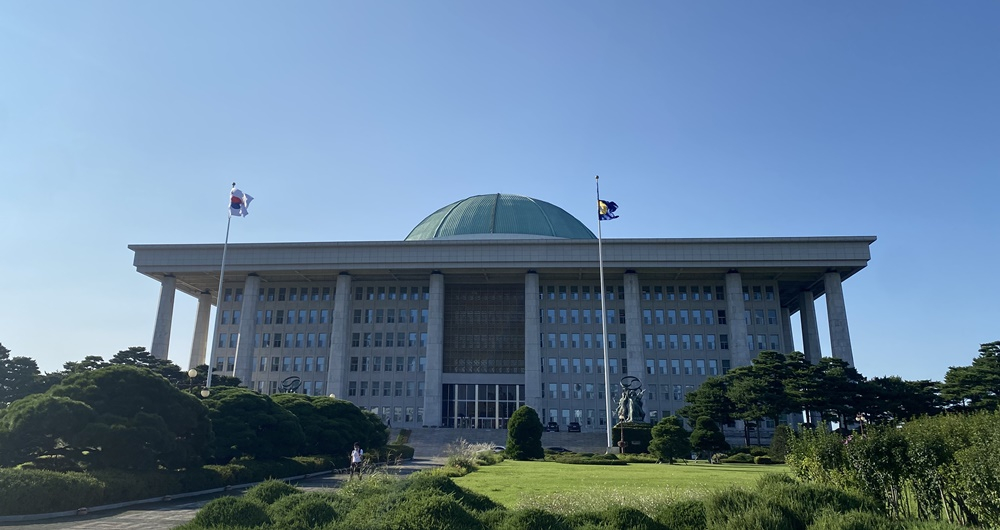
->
[[130, 194, 874, 432]]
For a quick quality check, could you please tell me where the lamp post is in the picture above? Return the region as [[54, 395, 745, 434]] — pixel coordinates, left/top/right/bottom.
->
[[187, 368, 199, 395]]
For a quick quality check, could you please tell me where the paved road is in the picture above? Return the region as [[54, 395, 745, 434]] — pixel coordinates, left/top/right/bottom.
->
[[1, 458, 445, 530]]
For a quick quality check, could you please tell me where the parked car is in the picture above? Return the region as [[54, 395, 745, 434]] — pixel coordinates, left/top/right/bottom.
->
[[546, 446, 571, 453], [493, 445, 505, 453], [545, 421, 560, 432], [567, 421, 582, 432]]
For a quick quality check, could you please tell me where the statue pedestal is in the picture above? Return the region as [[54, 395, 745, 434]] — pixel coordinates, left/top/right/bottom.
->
[[612, 422, 653, 454]]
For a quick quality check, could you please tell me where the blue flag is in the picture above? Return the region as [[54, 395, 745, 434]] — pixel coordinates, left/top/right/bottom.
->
[[598, 200, 619, 221]]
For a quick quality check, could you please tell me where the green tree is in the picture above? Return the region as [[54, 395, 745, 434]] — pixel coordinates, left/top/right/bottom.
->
[[648, 415, 691, 464], [109, 346, 184, 385], [505, 405, 543, 460], [47, 365, 213, 470], [203, 387, 305, 463], [814, 357, 867, 425], [272, 394, 387, 464], [0, 394, 94, 467], [0, 343, 44, 408], [726, 351, 793, 445], [941, 341, 1000, 411], [678, 376, 734, 427], [689, 416, 729, 457], [860, 376, 942, 424]]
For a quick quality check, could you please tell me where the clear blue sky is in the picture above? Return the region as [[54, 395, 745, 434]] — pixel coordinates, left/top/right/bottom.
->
[[1, 2, 997, 382]]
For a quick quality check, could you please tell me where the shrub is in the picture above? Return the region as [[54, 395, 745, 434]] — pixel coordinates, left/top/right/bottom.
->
[[505, 406, 544, 460], [770, 424, 793, 461], [191, 496, 270, 528], [754, 455, 774, 465], [0, 468, 104, 515], [596, 506, 666, 530], [378, 492, 483, 530], [750, 447, 769, 457], [496, 508, 572, 530], [244, 479, 299, 505], [404, 472, 500, 512], [269, 495, 338, 530], [383, 443, 415, 461], [721, 453, 754, 464], [715, 502, 798, 530], [653, 499, 707, 530], [757, 481, 874, 527], [808, 510, 905, 530]]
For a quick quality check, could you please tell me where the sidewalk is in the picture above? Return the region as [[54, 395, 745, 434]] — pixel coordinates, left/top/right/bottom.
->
[[1, 458, 446, 530]]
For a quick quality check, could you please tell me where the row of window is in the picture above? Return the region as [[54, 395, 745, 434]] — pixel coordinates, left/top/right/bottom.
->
[[224, 286, 335, 303], [351, 332, 427, 348], [348, 380, 425, 398], [355, 286, 429, 301], [543, 382, 696, 402], [222, 307, 777, 329], [541, 332, 731, 351], [349, 355, 426, 372], [541, 357, 732, 376], [254, 379, 327, 395], [217, 333, 329, 349], [254, 356, 328, 372]]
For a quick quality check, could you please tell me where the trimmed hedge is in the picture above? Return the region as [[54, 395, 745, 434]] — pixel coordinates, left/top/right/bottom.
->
[[0, 455, 335, 516]]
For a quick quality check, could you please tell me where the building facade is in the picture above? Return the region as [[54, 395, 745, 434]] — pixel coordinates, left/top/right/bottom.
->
[[130, 194, 874, 431]]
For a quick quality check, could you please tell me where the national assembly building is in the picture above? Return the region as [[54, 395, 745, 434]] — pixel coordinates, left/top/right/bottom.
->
[[130, 193, 875, 432]]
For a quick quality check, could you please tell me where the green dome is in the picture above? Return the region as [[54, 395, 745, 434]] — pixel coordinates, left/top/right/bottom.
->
[[405, 194, 596, 241]]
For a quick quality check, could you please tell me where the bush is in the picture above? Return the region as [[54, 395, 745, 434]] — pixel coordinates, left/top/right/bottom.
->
[[717, 502, 798, 530], [757, 481, 874, 527], [269, 495, 339, 530], [404, 472, 500, 512], [505, 406, 544, 460], [383, 443, 415, 461], [595, 506, 666, 530], [721, 453, 754, 464], [191, 496, 270, 528], [244, 479, 299, 505], [809, 510, 905, 530], [496, 507, 572, 530], [653, 499, 707, 530], [754, 455, 774, 465], [750, 447, 769, 457], [0, 468, 104, 515], [377, 492, 483, 530]]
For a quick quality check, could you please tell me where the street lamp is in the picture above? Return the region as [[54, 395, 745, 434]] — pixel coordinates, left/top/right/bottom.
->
[[187, 369, 199, 395]]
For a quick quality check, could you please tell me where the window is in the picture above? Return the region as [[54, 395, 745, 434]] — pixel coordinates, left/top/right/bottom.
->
[[644, 334, 653, 349], [684, 359, 692, 375], [657, 334, 666, 350], [704, 310, 714, 325], [348, 382, 357, 396], [646, 359, 654, 375], [560, 358, 569, 373], [770, 334, 780, 350], [766, 286, 775, 301], [350, 357, 359, 372], [671, 359, 680, 375], [768, 309, 778, 325], [573, 358, 581, 373], [669, 334, 678, 350], [305, 357, 314, 372], [707, 335, 716, 350], [668, 310, 676, 325], [755, 310, 765, 325], [717, 310, 727, 325], [317, 357, 326, 372], [681, 335, 691, 350], [585, 358, 593, 373], [643, 309, 652, 325], [720, 334, 729, 350], [282, 356, 291, 371], [696, 359, 705, 375], [571, 309, 579, 324], [694, 335, 703, 350], [294, 357, 302, 371], [658, 359, 667, 374]]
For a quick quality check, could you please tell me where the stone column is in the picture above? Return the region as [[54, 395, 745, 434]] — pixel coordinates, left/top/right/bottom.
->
[[423, 272, 445, 427], [780, 307, 795, 354], [725, 271, 751, 367], [824, 272, 855, 366], [232, 274, 260, 387], [188, 290, 213, 369], [623, 272, 644, 384], [327, 273, 352, 398], [150, 275, 176, 360], [524, 271, 541, 412], [799, 290, 823, 364]]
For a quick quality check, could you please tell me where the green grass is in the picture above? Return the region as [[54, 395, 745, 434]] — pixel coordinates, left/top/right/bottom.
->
[[453, 460, 788, 515]]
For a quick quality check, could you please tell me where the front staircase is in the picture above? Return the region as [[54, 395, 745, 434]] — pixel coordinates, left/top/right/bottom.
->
[[396, 427, 612, 458]]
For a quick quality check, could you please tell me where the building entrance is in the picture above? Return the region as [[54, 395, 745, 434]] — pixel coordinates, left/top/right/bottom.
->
[[442, 383, 525, 429]]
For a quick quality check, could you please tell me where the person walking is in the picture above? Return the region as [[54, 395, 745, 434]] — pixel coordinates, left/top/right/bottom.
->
[[349, 442, 364, 480]]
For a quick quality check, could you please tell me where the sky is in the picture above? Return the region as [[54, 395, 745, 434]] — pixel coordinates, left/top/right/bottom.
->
[[1, 1, 997, 383]]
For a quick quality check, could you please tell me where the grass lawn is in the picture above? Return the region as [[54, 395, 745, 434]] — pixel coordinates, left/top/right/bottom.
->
[[452, 460, 788, 514]]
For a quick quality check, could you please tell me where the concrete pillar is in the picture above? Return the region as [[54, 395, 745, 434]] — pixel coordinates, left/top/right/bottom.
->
[[799, 290, 823, 364], [725, 271, 751, 367], [781, 307, 795, 354], [232, 274, 260, 387], [824, 272, 855, 366], [150, 275, 176, 360], [423, 272, 445, 427], [623, 272, 645, 389], [188, 290, 213, 369], [327, 273, 352, 398], [524, 271, 541, 412]]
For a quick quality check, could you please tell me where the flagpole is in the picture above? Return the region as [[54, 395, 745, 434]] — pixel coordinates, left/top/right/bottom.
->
[[596, 175, 613, 450], [207, 182, 236, 391]]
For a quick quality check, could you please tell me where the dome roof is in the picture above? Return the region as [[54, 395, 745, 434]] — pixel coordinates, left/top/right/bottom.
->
[[405, 194, 596, 241]]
